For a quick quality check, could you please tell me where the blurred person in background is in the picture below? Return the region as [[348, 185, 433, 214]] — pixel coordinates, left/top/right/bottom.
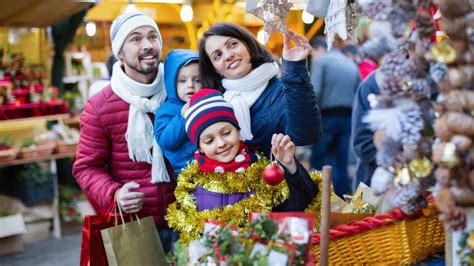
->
[[309, 35, 361, 197]]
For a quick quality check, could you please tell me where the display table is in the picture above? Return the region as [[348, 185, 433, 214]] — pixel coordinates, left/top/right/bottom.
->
[[0, 152, 76, 239], [0, 102, 69, 120], [0, 115, 79, 240]]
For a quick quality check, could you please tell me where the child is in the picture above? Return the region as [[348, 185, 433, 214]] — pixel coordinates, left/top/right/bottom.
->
[[166, 89, 322, 242], [154, 49, 202, 180]]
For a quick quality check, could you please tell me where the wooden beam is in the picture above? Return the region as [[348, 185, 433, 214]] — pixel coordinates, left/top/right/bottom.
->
[[305, 18, 324, 40]]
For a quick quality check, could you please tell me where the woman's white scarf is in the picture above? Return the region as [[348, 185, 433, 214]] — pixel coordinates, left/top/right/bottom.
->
[[222, 62, 279, 141], [111, 62, 170, 183]]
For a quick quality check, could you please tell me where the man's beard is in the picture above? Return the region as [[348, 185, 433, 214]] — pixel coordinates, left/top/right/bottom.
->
[[129, 62, 158, 75], [125, 51, 160, 75]]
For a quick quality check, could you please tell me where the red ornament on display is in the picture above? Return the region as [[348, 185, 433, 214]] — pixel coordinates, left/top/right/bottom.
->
[[263, 161, 284, 186]]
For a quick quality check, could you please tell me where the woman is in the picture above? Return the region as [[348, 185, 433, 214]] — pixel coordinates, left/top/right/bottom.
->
[[198, 23, 322, 155]]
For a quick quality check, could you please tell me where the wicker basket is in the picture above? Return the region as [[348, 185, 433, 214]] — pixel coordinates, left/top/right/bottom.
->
[[0, 148, 19, 163], [18, 142, 55, 159], [311, 205, 445, 264], [55, 140, 77, 154]]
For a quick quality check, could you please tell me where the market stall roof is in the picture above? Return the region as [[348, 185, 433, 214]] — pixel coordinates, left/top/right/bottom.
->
[[0, 0, 92, 27]]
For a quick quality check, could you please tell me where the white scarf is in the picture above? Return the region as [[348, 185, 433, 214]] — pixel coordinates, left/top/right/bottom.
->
[[111, 62, 170, 183], [222, 62, 279, 141]]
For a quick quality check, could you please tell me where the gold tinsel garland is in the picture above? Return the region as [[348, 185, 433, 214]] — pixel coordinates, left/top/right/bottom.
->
[[166, 158, 324, 243]]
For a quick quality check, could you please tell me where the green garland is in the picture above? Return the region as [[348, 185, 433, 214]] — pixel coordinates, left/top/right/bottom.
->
[[166, 157, 324, 243]]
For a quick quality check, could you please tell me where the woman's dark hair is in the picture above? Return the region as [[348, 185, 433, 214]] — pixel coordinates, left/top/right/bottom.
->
[[198, 23, 274, 92]]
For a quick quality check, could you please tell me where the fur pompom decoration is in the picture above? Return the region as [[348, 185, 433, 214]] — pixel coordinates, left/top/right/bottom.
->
[[371, 167, 395, 194], [363, 100, 423, 145], [376, 137, 401, 168]]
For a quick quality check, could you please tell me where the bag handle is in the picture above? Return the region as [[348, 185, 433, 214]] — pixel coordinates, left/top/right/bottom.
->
[[115, 202, 141, 227]]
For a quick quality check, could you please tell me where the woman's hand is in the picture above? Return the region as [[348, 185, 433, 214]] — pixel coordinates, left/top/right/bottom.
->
[[282, 30, 312, 61], [115, 182, 145, 214], [271, 133, 297, 174]]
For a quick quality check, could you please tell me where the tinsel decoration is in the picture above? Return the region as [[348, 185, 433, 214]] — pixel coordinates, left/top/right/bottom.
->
[[165, 158, 324, 243], [246, 0, 293, 44]]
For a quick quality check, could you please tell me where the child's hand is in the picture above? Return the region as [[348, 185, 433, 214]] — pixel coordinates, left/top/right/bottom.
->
[[271, 133, 297, 174], [181, 102, 190, 117], [282, 30, 312, 61]]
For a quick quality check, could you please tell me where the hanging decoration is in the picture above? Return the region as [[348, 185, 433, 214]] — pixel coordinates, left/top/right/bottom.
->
[[431, 0, 474, 232], [324, 0, 348, 49], [246, 0, 293, 44], [359, 0, 449, 214]]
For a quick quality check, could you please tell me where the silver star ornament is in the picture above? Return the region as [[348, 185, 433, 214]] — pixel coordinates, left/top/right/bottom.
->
[[247, 0, 293, 44]]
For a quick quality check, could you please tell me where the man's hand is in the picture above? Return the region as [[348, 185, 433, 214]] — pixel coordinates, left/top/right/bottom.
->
[[271, 133, 297, 174], [115, 182, 145, 213]]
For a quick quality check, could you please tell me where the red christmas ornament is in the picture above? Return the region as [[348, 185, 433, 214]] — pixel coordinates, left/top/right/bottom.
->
[[263, 162, 284, 186]]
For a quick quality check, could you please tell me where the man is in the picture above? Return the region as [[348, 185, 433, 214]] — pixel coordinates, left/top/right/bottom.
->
[[73, 12, 175, 252], [351, 71, 379, 191], [309, 36, 361, 197]]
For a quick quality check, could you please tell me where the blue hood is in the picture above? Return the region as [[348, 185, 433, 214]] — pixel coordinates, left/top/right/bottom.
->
[[164, 49, 199, 106]]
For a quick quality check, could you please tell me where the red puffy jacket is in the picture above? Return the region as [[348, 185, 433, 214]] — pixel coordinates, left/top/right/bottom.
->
[[72, 86, 176, 228]]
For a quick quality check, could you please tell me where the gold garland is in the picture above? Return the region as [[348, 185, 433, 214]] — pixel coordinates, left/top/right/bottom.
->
[[166, 158, 324, 243]]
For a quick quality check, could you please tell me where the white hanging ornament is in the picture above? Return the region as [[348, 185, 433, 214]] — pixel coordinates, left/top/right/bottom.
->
[[246, 0, 293, 44], [324, 0, 348, 49]]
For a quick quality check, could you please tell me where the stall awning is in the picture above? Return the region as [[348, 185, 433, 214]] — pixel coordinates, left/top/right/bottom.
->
[[0, 0, 92, 27]]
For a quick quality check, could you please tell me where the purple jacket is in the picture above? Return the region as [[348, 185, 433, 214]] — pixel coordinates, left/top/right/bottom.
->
[[194, 160, 317, 212]]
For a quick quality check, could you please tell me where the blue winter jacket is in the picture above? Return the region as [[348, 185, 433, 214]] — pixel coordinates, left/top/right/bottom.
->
[[154, 49, 198, 179], [351, 72, 379, 190], [245, 59, 322, 156]]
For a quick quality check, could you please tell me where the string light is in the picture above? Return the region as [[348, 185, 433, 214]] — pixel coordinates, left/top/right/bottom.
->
[[180, 3, 193, 22], [302, 10, 314, 24], [257, 29, 265, 44], [86, 22, 96, 37]]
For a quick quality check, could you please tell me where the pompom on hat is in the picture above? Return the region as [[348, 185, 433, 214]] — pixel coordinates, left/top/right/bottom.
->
[[185, 89, 240, 145], [110, 12, 162, 58]]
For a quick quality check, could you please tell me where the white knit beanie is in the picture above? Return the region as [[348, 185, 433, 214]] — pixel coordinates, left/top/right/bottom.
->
[[110, 12, 162, 58]]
